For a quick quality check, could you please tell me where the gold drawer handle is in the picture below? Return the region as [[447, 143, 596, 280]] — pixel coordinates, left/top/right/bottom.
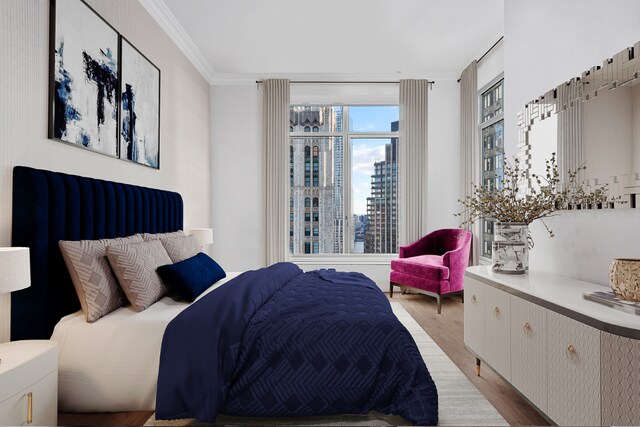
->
[[27, 391, 32, 425], [523, 322, 531, 334], [566, 344, 576, 358], [471, 295, 477, 303]]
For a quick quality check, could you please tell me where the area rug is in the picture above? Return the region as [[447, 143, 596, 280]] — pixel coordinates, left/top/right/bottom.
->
[[146, 302, 507, 426]]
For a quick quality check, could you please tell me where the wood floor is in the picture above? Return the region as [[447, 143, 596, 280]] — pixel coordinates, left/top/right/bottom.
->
[[59, 292, 550, 426]]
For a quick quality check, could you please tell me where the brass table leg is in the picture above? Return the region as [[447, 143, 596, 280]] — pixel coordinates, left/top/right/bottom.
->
[[476, 357, 481, 377]]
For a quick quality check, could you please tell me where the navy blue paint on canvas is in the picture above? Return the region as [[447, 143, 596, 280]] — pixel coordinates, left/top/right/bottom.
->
[[53, 42, 117, 147], [53, 42, 82, 141], [156, 263, 438, 425], [121, 83, 137, 162], [82, 47, 117, 132]]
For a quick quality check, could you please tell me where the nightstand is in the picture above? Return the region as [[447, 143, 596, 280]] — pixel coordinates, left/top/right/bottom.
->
[[0, 340, 58, 426]]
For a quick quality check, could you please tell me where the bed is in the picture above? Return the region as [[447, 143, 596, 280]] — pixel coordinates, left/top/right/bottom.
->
[[11, 166, 438, 425], [51, 273, 239, 412]]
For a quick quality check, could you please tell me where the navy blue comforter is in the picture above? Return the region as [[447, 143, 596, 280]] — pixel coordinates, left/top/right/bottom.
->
[[156, 262, 438, 425]]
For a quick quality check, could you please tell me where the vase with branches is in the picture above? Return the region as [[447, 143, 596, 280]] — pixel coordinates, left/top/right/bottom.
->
[[456, 153, 614, 273]]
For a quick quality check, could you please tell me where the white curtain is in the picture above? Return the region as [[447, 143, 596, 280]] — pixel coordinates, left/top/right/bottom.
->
[[460, 61, 479, 265], [399, 79, 429, 246], [264, 79, 290, 265]]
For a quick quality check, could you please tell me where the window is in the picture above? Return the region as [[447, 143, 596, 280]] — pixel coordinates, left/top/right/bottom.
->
[[479, 79, 504, 259], [289, 105, 399, 255]]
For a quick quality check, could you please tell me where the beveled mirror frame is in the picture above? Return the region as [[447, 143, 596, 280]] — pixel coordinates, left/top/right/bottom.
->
[[517, 41, 640, 209]]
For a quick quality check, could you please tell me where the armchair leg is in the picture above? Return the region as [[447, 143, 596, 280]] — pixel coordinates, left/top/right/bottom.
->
[[437, 296, 441, 314], [390, 283, 394, 298]]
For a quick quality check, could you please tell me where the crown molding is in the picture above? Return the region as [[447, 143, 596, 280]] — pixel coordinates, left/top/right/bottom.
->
[[138, 0, 216, 84]]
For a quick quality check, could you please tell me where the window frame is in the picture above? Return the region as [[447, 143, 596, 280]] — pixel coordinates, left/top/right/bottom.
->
[[477, 74, 504, 264], [289, 104, 399, 260]]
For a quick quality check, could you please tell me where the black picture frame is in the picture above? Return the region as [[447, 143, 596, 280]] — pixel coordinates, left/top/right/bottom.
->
[[48, 0, 120, 158], [118, 36, 161, 170]]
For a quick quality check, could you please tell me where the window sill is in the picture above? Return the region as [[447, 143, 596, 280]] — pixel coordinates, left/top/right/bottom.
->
[[289, 254, 398, 266]]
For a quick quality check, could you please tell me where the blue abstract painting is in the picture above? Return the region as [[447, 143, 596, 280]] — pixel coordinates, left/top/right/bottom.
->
[[120, 38, 160, 169], [51, 0, 118, 156]]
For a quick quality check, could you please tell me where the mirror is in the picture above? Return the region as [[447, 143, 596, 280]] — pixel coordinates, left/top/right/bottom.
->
[[518, 41, 640, 209]]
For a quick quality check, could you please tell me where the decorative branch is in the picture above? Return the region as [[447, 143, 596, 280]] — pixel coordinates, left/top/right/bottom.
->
[[455, 153, 618, 237]]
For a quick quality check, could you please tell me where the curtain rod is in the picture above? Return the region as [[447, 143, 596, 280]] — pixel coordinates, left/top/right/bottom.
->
[[477, 36, 503, 64], [457, 36, 504, 83], [256, 80, 435, 88]]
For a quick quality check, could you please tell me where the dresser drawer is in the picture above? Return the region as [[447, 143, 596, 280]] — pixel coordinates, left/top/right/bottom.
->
[[0, 341, 57, 402], [0, 341, 58, 426], [510, 296, 547, 412], [0, 370, 57, 426], [483, 285, 511, 381], [464, 277, 485, 357], [547, 311, 600, 426]]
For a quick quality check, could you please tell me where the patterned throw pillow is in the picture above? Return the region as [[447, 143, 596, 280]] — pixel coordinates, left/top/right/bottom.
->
[[159, 234, 201, 263], [106, 239, 173, 312], [141, 230, 185, 242], [59, 234, 144, 323]]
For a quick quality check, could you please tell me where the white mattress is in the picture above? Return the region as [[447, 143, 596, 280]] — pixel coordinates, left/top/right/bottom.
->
[[51, 273, 240, 413]]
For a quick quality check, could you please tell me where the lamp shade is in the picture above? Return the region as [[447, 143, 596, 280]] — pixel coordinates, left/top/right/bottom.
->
[[0, 247, 31, 294], [187, 228, 213, 246]]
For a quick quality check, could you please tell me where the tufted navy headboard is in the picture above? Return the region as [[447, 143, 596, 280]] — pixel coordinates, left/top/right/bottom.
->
[[10, 166, 184, 340]]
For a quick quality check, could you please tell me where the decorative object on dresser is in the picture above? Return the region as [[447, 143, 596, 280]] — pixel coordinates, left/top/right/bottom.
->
[[492, 222, 529, 274], [49, 0, 119, 157], [119, 36, 161, 169], [464, 266, 640, 426], [457, 154, 611, 274], [609, 258, 640, 301], [0, 341, 58, 426], [390, 229, 472, 314], [583, 290, 640, 316], [187, 228, 214, 248]]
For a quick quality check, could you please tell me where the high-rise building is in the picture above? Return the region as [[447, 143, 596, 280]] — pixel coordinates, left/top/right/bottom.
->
[[289, 106, 343, 254], [364, 121, 398, 253]]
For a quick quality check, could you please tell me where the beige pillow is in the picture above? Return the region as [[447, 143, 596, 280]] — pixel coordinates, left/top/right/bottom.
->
[[106, 239, 172, 312], [141, 230, 185, 242], [159, 234, 200, 263], [59, 234, 143, 323]]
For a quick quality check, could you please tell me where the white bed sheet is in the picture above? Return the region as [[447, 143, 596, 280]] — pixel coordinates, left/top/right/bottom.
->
[[51, 273, 241, 413]]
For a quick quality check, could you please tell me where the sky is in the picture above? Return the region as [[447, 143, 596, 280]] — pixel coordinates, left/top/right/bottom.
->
[[349, 105, 398, 215]]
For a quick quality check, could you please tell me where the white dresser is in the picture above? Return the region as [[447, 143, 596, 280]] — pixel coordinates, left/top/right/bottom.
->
[[465, 266, 640, 426], [0, 341, 58, 426]]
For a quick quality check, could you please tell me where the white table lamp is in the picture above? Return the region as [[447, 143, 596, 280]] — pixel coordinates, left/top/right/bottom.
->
[[0, 247, 31, 295], [187, 228, 213, 247]]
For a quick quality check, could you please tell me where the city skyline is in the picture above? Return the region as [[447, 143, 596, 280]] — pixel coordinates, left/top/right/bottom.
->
[[289, 105, 398, 254]]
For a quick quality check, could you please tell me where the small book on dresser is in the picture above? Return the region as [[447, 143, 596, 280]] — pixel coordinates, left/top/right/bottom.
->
[[583, 290, 640, 316]]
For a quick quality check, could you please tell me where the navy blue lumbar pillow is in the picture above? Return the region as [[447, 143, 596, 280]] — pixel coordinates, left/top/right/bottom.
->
[[157, 252, 226, 302]]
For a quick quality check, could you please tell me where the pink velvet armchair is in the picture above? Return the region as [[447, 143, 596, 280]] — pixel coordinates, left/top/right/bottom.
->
[[390, 229, 472, 314]]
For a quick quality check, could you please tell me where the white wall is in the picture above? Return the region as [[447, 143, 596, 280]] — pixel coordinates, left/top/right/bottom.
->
[[210, 85, 265, 271], [504, 0, 640, 285], [0, 0, 211, 341], [478, 38, 504, 90], [210, 80, 461, 290]]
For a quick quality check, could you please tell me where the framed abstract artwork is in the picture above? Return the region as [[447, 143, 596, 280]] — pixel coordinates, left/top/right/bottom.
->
[[48, 0, 119, 157], [119, 37, 161, 169]]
